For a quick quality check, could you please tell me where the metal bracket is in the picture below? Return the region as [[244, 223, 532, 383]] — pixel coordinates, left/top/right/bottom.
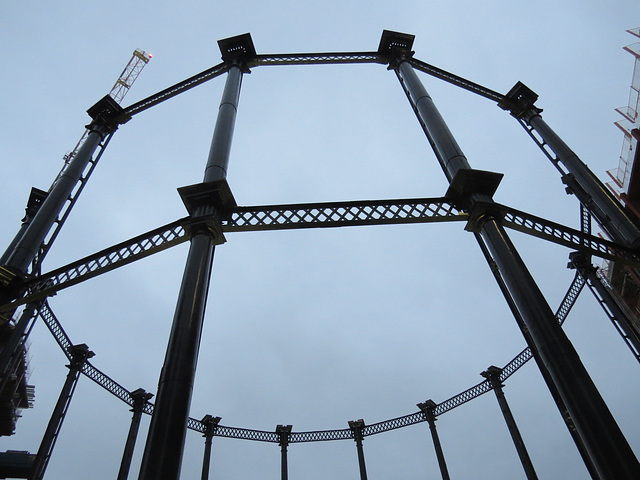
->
[[498, 82, 541, 119], [218, 33, 257, 72], [178, 179, 236, 244], [378, 30, 415, 68], [445, 168, 503, 210]]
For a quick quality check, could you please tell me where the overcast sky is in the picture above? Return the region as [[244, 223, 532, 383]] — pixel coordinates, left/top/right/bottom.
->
[[1, 2, 639, 479]]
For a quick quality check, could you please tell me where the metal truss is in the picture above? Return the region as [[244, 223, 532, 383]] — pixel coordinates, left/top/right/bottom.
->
[[26, 227, 588, 447], [6, 197, 635, 314], [408, 58, 507, 104], [37, 302, 135, 407], [123, 63, 228, 118], [223, 198, 465, 232], [8, 36, 637, 476], [499, 204, 640, 265], [3, 219, 190, 312], [252, 52, 384, 67]]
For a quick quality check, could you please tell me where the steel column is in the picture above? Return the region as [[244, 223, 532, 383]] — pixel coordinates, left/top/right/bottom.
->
[[348, 420, 368, 480], [417, 400, 450, 480], [200, 415, 220, 480], [3, 120, 113, 275], [276, 425, 292, 480], [137, 63, 243, 480], [481, 366, 538, 480], [474, 233, 601, 479], [117, 389, 152, 480], [523, 108, 640, 248], [393, 52, 640, 479], [30, 344, 94, 480], [569, 252, 640, 360]]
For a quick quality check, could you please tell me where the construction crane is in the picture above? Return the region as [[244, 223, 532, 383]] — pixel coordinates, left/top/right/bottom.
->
[[0, 49, 151, 438]]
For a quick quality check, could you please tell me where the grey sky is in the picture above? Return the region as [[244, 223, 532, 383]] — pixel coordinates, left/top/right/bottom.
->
[[1, 2, 639, 479]]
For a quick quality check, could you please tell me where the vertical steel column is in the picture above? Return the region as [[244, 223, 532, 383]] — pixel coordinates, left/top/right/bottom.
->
[[200, 415, 220, 480], [348, 419, 368, 480], [503, 84, 640, 248], [388, 37, 640, 479], [276, 425, 292, 480], [137, 57, 244, 480], [481, 366, 538, 480], [569, 252, 640, 359], [475, 233, 601, 479], [30, 344, 94, 480], [417, 400, 450, 480], [2, 96, 122, 275], [117, 389, 153, 480]]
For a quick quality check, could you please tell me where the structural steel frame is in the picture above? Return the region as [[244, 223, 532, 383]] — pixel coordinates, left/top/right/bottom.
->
[[1, 30, 639, 479]]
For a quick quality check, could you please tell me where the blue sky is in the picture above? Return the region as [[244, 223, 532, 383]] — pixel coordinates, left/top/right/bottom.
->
[[1, 2, 639, 479]]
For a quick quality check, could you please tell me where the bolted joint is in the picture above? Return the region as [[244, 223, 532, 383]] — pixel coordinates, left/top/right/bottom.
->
[[86, 95, 129, 131], [464, 201, 507, 233], [481, 365, 504, 389], [378, 30, 415, 68], [348, 419, 366, 441], [130, 388, 153, 412], [445, 168, 503, 213], [498, 82, 542, 119], [567, 251, 595, 273], [23, 188, 48, 224], [67, 343, 95, 369], [417, 399, 438, 422], [275, 424, 292, 447], [218, 33, 256, 72], [201, 415, 222, 438], [179, 179, 237, 243]]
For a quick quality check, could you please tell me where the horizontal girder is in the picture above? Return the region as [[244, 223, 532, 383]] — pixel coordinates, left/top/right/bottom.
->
[[32, 270, 585, 445], [2, 198, 636, 313]]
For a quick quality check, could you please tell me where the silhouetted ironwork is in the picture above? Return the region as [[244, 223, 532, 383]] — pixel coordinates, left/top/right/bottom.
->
[[0, 28, 638, 480], [31, 344, 94, 480], [117, 388, 152, 480], [349, 420, 368, 480], [482, 366, 538, 480], [418, 400, 451, 480]]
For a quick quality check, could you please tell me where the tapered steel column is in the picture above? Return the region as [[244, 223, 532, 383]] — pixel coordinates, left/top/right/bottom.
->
[[117, 389, 153, 480], [417, 400, 450, 480], [391, 44, 640, 479], [30, 344, 94, 480], [502, 83, 640, 248], [276, 425, 292, 480], [137, 63, 243, 480], [349, 419, 368, 480], [481, 366, 538, 480]]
